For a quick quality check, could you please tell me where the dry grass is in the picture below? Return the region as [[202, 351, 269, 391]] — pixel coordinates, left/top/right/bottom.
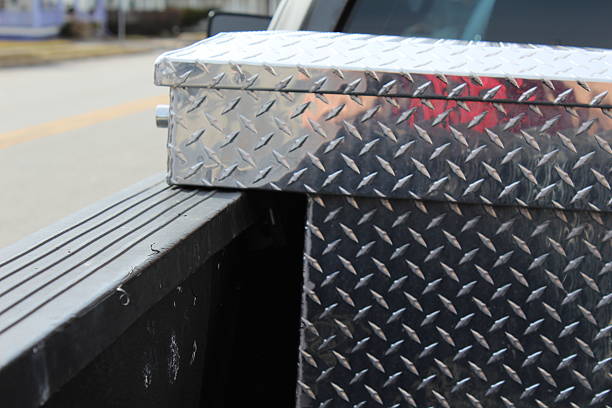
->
[[0, 37, 193, 67]]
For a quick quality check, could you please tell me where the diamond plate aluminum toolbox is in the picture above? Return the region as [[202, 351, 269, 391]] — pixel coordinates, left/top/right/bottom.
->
[[156, 31, 612, 407]]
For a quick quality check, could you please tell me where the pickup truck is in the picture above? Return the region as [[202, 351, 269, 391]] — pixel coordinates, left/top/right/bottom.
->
[[1, 1, 610, 407]]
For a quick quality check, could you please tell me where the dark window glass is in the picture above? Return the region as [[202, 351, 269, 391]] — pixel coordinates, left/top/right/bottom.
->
[[300, 0, 349, 31], [341, 0, 612, 49], [207, 13, 271, 37]]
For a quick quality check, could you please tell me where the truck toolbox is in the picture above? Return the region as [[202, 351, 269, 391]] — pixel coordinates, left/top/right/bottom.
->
[[155, 31, 612, 407]]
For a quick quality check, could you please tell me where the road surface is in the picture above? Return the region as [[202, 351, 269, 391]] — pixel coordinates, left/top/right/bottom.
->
[[0, 51, 172, 248]]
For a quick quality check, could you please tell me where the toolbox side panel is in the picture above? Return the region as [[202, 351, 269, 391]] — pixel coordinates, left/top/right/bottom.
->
[[168, 86, 612, 211], [296, 195, 611, 407]]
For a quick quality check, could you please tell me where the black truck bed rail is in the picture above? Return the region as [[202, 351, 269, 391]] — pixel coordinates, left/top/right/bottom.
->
[[0, 174, 254, 407]]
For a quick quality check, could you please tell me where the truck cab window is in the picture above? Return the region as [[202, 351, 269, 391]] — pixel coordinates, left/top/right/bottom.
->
[[341, 0, 487, 40], [340, 0, 612, 49]]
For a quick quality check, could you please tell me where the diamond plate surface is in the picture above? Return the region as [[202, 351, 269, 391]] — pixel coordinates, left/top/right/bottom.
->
[[296, 195, 611, 408], [156, 31, 612, 407], [167, 86, 611, 211], [156, 31, 612, 108]]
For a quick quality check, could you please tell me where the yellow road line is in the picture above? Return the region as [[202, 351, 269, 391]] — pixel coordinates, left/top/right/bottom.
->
[[0, 94, 168, 150]]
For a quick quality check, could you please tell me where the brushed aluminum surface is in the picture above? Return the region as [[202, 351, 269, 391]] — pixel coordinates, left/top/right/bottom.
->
[[297, 195, 611, 408]]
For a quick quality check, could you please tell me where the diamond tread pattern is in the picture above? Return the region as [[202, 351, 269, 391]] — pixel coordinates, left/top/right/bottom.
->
[[297, 195, 611, 408]]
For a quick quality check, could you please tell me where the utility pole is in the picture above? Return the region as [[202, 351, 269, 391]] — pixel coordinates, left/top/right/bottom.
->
[[118, 0, 126, 41]]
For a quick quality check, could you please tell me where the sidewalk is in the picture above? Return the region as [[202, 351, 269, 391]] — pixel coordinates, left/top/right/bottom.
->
[[0, 33, 203, 68]]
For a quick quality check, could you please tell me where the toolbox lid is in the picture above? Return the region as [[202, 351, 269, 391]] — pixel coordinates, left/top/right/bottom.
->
[[155, 31, 612, 108], [157, 31, 612, 213]]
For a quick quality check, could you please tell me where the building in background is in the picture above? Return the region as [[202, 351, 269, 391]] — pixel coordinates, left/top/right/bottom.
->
[[0, 0, 65, 38], [0, 0, 106, 39]]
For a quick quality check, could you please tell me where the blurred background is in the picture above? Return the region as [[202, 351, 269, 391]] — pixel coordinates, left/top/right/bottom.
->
[[0, 0, 280, 248], [0, 0, 279, 39]]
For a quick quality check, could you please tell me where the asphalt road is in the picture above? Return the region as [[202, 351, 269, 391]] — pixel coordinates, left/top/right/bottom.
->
[[0, 51, 171, 248]]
